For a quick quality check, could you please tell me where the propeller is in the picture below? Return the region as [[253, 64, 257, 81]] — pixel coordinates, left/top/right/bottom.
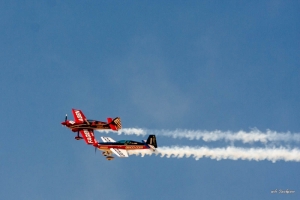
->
[[62, 114, 68, 126], [94, 143, 99, 155], [94, 141, 99, 154]]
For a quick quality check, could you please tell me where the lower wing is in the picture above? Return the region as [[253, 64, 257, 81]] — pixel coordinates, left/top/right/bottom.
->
[[111, 148, 128, 157], [79, 129, 96, 145]]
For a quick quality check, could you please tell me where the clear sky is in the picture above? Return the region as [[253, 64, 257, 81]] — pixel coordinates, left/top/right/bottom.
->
[[1, 1, 299, 200]]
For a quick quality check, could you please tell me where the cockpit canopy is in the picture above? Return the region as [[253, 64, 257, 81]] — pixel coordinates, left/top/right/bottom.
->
[[116, 140, 143, 145]]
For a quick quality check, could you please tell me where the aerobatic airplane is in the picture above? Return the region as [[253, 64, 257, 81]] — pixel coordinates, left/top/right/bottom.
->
[[63, 124, 157, 160], [97, 135, 157, 160], [61, 109, 121, 140]]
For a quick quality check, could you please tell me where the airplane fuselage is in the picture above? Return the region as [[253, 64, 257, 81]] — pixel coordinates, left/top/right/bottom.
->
[[97, 142, 150, 150], [62, 120, 111, 132]]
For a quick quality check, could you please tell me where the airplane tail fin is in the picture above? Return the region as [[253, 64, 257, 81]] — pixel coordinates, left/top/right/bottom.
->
[[107, 117, 122, 131], [113, 117, 122, 130], [146, 135, 157, 148]]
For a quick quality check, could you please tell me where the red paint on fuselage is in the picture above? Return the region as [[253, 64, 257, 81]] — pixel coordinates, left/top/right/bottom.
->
[[97, 144, 149, 150], [62, 120, 111, 132]]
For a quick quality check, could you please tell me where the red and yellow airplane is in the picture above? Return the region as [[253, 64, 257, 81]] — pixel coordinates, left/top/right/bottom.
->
[[61, 109, 121, 140]]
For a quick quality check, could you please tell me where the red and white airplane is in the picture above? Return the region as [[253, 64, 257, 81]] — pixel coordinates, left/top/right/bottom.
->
[[97, 135, 157, 160], [61, 109, 121, 140]]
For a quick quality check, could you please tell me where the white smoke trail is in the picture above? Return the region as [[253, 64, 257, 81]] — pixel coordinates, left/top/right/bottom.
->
[[98, 128, 300, 144], [98, 128, 146, 136], [128, 146, 300, 162]]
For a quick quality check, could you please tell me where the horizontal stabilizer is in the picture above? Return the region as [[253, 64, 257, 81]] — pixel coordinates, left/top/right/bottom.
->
[[109, 124, 117, 131], [107, 118, 113, 123]]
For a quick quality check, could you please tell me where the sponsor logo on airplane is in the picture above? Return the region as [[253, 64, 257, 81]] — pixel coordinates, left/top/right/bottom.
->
[[75, 110, 83, 122], [83, 130, 93, 143], [126, 146, 144, 149]]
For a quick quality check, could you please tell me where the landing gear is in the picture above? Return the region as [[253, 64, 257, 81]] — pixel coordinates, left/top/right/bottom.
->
[[106, 156, 114, 161], [75, 136, 82, 140], [75, 131, 83, 140], [102, 152, 108, 156], [102, 151, 113, 160]]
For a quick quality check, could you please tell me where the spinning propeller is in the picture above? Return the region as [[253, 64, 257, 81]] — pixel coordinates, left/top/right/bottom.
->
[[61, 114, 68, 126]]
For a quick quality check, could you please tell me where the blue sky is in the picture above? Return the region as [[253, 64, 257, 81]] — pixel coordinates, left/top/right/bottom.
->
[[1, 1, 299, 199]]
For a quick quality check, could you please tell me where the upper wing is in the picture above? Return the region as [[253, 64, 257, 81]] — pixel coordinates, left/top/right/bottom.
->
[[72, 109, 87, 123], [111, 148, 128, 157], [79, 129, 96, 145], [101, 137, 116, 143]]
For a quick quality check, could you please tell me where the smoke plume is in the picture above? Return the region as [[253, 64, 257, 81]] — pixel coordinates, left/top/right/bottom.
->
[[128, 146, 300, 162], [98, 128, 300, 144]]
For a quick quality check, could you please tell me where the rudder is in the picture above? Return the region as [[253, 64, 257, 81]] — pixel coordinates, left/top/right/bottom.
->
[[146, 135, 157, 148], [112, 117, 122, 130]]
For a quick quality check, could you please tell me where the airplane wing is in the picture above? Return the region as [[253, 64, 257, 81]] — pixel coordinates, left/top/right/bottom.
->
[[72, 109, 87, 123], [79, 129, 96, 145], [100, 137, 116, 143], [111, 148, 128, 157], [100, 137, 128, 157]]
